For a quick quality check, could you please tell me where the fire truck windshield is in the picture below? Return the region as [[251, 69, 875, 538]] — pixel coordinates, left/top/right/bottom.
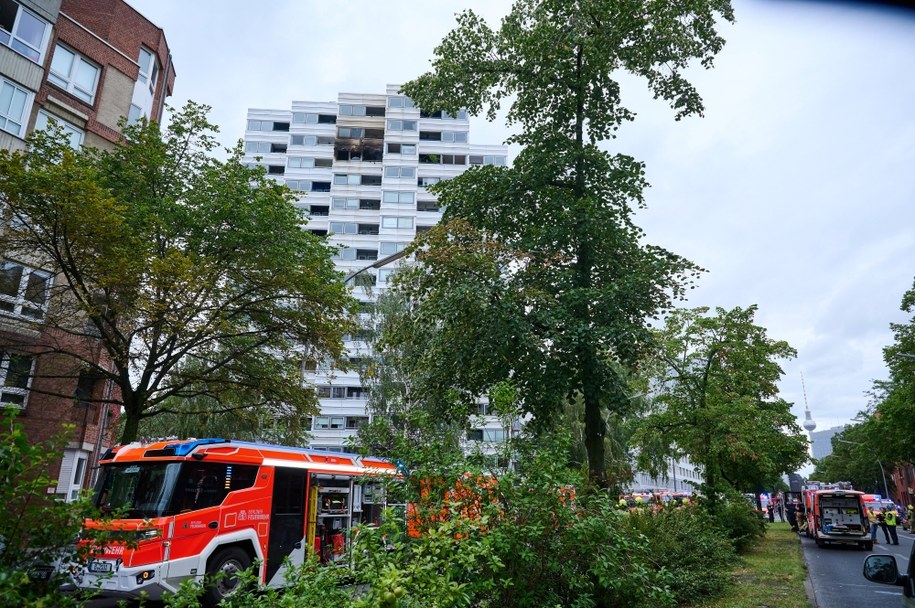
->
[[94, 462, 183, 519], [94, 461, 260, 518]]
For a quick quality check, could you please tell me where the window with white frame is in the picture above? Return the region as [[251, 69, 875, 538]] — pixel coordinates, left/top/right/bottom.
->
[[287, 157, 315, 169], [0, 0, 50, 63], [378, 268, 395, 284], [48, 44, 101, 104], [383, 166, 415, 179], [314, 416, 345, 430], [0, 77, 31, 137], [387, 96, 415, 109], [386, 119, 417, 132], [34, 111, 84, 149], [382, 191, 414, 204], [417, 176, 442, 187], [379, 242, 408, 256], [137, 47, 159, 96], [386, 142, 416, 155], [0, 351, 34, 408], [0, 261, 50, 320], [381, 216, 413, 229]]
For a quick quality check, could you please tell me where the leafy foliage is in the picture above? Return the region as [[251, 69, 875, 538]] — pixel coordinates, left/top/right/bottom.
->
[[624, 503, 736, 601], [393, 0, 734, 485], [0, 408, 106, 607], [633, 306, 809, 505], [0, 103, 354, 442]]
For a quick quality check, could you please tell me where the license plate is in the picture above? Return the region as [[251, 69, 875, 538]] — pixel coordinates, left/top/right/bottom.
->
[[89, 560, 113, 574]]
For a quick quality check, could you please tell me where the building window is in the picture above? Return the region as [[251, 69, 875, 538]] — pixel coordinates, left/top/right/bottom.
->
[[417, 200, 441, 212], [267, 165, 284, 175], [382, 191, 414, 204], [137, 47, 159, 96], [0, 77, 31, 137], [470, 155, 507, 166], [419, 154, 466, 166], [288, 157, 315, 169], [0, 351, 33, 408], [330, 222, 379, 235], [417, 176, 442, 188], [314, 416, 345, 430], [333, 173, 382, 186], [387, 143, 416, 155], [379, 242, 407, 256], [0, 261, 50, 319], [387, 96, 414, 109], [48, 44, 101, 104], [383, 166, 415, 179], [356, 249, 378, 261], [331, 197, 380, 211], [415, 225, 434, 234], [378, 269, 395, 284], [35, 111, 84, 149], [386, 119, 417, 132], [346, 416, 369, 429], [0, 0, 50, 63], [381, 216, 413, 230]]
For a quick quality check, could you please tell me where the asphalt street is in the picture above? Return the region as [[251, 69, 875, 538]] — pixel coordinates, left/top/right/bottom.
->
[[802, 525, 913, 607]]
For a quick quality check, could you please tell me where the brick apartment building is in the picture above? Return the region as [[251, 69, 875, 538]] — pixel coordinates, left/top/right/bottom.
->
[[0, 0, 174, 500]]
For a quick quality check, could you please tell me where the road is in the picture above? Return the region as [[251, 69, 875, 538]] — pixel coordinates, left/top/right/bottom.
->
[[803, 526, 913, 607]]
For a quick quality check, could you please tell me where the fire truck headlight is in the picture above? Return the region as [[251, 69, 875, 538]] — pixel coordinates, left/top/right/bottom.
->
[[136, 529, 160, 541], [136, 569, 155, 584]]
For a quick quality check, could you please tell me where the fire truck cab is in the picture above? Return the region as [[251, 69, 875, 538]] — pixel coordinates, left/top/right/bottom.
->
[[70, 438, 400, 606]]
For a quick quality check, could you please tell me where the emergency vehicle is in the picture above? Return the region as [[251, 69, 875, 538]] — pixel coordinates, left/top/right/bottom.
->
[[69, 438, 401, 606], [802, 482, 869, 549]]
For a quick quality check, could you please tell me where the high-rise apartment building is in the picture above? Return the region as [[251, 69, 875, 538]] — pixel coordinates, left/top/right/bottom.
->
[[0, 0, 174, 500], [243, 85, 508, 451]]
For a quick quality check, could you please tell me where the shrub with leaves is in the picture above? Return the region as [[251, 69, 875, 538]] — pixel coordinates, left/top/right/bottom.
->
[[0, 408, 104, 607], [716, 493, 768, 553], [624, 505, 735, 602]]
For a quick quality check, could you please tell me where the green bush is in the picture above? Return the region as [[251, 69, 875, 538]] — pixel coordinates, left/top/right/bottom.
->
[[624, 505, 735, 602], [0, 408, 105, 608], [716, 496, 767, 553]]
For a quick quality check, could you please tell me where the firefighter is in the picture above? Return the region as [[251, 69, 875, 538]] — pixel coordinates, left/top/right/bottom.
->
[[868, 507, 880, 544], [618, 495, 628, 510], [883, 508, 899, 545]]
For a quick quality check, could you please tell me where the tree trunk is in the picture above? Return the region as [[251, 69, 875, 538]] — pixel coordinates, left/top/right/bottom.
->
[[119, 408, 141, 444]]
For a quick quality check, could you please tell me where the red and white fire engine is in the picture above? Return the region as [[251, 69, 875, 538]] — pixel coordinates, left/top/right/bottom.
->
[[69, 438, 401, 605]]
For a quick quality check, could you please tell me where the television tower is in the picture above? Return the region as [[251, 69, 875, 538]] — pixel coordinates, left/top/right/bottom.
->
[[801, 372, 816, 433]]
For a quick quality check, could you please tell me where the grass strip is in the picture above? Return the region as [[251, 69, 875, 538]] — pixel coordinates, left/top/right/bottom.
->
[[691, 521, 810, 608]]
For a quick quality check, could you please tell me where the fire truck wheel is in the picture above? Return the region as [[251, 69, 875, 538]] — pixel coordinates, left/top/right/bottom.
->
[[203, 547, 252, 607]]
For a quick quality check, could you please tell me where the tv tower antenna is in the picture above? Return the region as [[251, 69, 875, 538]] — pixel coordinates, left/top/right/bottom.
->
[[801, 372, 817, 432]]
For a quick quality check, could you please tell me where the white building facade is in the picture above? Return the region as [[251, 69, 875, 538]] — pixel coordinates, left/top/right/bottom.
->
[[242, 85, 508, 452]]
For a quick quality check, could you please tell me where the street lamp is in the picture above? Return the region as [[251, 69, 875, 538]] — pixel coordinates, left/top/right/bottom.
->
[[894, 353, 915, 360], [836, 438, 890, 499], [342, 248, 409, 285]]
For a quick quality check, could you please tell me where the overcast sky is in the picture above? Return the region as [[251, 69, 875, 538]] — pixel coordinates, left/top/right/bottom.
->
[[127, 0, 915, 435]]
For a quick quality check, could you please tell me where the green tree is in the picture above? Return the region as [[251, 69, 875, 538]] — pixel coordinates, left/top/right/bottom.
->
[[871, 277, 915, 466], [395, 0, 734, 485], [633, 306, 808, 505], [0, 103, 354, 443], [810, 419, 888, 494]]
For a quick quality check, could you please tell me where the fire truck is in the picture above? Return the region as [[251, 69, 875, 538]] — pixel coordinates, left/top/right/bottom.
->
[[69, 438, 402, 606], [802, 482, 870, 549]]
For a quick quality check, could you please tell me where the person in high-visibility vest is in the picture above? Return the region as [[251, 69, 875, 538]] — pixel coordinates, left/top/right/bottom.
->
[[883, 508, 900, 545], [868, 508, 880, 543], [618, 495, 628, 510]]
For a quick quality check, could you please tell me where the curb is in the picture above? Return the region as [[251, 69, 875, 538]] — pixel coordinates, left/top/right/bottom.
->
[[797, 533, 819, 608]]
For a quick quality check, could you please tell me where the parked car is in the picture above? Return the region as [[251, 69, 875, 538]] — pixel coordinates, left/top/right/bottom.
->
[[863, 540, 915, 606]]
